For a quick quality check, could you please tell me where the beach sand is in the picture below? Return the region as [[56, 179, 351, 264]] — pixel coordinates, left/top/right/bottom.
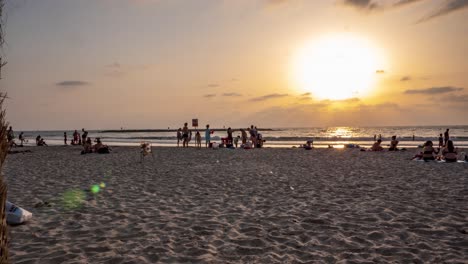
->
[[4, 146, 468, 263]]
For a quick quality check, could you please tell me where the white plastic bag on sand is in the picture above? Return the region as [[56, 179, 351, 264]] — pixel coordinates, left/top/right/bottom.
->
[[6, 201, 32, 225]]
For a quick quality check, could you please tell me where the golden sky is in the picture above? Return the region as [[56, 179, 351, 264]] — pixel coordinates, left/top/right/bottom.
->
[[2, 0, 468, 129]]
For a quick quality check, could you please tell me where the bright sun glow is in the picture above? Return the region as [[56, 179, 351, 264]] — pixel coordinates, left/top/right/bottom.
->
[[292, 34, 384, 100]]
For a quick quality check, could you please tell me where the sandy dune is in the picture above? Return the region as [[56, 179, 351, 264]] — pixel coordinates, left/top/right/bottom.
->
[[4, 146, 468, 263]]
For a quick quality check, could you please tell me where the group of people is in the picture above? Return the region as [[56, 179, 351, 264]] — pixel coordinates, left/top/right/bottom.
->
[[66, 129, 88, 146], [176, 124, 265, 149], [368, 135, 402, 151]]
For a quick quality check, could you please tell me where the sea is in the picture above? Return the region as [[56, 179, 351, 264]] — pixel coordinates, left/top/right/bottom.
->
[[15, 126, 468, 148]]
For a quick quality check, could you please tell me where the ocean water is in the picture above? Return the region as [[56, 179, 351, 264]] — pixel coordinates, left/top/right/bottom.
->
[[14, 126, 468, 148]]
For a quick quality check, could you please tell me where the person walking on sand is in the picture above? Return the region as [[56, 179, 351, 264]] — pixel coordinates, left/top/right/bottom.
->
[[64, 132, 67, 145], [205, 124, 211, 148], [195, 131, 202, 149], [444, 129, 450, 146]]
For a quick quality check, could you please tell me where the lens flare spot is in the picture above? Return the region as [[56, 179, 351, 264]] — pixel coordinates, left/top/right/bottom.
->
[[91, 185, 100, 194], [99, 182, 106, 188], [62, 189, 86, 210]]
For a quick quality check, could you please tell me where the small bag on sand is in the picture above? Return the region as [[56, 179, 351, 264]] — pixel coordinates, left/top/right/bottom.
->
[[5, 201, 33, 225]]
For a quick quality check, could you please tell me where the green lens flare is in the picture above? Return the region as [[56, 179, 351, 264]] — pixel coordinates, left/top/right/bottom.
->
[[91, 185, 100, 194], [62, 189, 86, 210]]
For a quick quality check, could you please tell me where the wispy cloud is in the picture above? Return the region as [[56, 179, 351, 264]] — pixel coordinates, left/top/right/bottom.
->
[[376, 70, 385, 74], [223, 93, 242, 97], [207, 84, 219, 88], [404, 86, 464, 94], [203, 94, 216, 98], [56, 81, 90, 87], [106, 62, 121, 68], [442, 93, 468, 102], [417, 0, 468, 23], [400, 76, 412, 82], [250, 93, 289, 102], [393, 0, 425, 7], [342, 0, 381, 11]]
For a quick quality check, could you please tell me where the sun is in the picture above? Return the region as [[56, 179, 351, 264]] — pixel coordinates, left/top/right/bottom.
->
[[292, 34, 384, 100]]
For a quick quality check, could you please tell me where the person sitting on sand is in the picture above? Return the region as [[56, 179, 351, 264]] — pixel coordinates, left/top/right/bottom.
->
[[36, 136, 48, 147], [389, 135, 399, 151], [81, 138, 93, 154], [370, 139, 384, 151], [442, 140, 457, 162], [422, 141, 438, 161], [303, 140, 313, 150], [94, 138, 110, 154]]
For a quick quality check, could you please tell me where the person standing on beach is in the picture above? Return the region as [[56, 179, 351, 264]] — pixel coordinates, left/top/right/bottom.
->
[[205, 124, 211, 148], [438, 134, 444, 148], [73, 130, 79, 145], [81, 128, 88, 146], [373, 134, 376, 141], [444, 129, 450, 146], [177, 128, 182, 147], [241, 129, 247, 144], [182, 122, 189, 148], [64, 132, 67, 145], [227, 127, 233, 147], [19, 132, 25, 147], [7, 126, 14, 143]]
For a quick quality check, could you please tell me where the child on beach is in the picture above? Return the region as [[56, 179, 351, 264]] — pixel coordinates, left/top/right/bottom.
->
[[438, 134, 443, 148], [177, 128, 182, 147], [195, 131, 201, 149], [234, 135, 240, 148]]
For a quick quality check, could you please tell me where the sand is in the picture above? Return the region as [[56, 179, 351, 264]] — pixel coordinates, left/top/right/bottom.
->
[[4, 146, 468, 263]]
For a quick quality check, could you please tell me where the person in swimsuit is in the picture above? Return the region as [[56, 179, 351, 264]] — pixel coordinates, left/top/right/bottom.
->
[[249, 125, 257, 148], [19, 132, 25, 147], [422, 141, 438, 161], [389, 136, 399, 151], [438, 134, 444, 148], [64, 132, 67, 145], [442, 140, 457, 162], [195, 131, 201, 149], [73, 130, 79, 145]]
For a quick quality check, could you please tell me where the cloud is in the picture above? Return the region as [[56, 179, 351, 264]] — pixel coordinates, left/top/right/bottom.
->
[[300, 92, 311, 96], [417, 0, 468, 22], [393, 0, 425, 7], [56, 81, 90, 87], [400, 76, 411, 81], [106, 62, 121, 68], [266, 0, 289, 5], [207, 84, 219, 88], [222, 93, 242, 97], [404, 86, 464, 94], [250, 93, 289, 102], [342, 0, 381, 11], [442, 93, 468, 102], [376, 70, 385, 74], [203, 94, 216, 98]]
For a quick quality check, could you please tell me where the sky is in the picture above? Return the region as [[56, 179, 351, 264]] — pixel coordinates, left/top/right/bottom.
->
[[1, 0, 468, 130]]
